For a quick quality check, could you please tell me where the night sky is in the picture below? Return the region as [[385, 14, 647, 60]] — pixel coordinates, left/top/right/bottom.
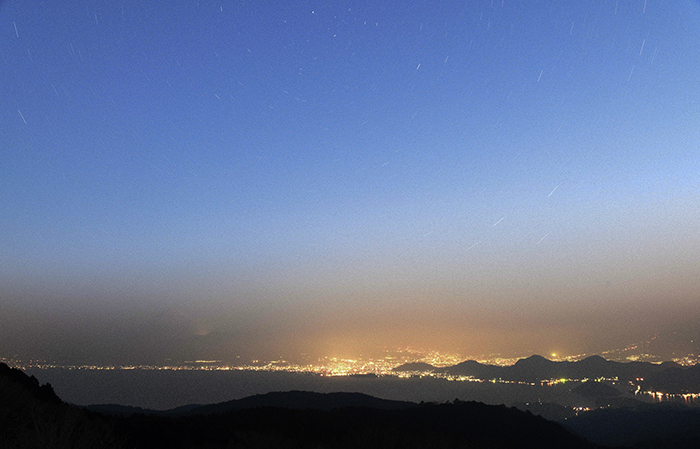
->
[[2, 1, 700, 365]]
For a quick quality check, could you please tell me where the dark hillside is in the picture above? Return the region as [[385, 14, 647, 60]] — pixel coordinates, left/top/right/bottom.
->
[[562, 403, 700, 449], [1, 362, 603, 448], [184, 390, 416, 415], [0, 363, 61, 405], [0, 363, 122, 448], [115, 398, 601, 449]]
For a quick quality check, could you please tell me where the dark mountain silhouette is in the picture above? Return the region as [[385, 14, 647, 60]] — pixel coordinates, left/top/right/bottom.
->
[[562, 403, 700, 448], [412, 355, 694, 391], [0, 362, 62, 404], [85, 403, 170, 417], [6, 359, 700, 448], [512, 400, 579, 421], [184, 390, 417, 415], [508, 354, 564, 381], [115, 399, 601, 449], [392, 361, 436, 372], [86, 391, 416, 417], [2, 362, 602, 449], [571, 380, 645, 409], [0, 363, 123, 448], [502, 355, 679, 382], [440, 358, 503, 379]]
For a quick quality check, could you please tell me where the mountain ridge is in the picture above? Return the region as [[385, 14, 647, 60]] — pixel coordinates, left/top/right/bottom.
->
[[87, 390, 418, 417], [1, 362, 600, 449], [394, 354, 692, 391]]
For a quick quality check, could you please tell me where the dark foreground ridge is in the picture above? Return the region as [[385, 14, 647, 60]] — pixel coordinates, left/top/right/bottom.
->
[[1, 362, 601, 449], [0, 363, 123, 448], [562, 403, 700, 449], [87, 390, 417, 417]]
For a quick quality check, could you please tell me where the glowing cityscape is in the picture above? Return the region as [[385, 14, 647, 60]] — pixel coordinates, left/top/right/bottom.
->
[[5, 345, 699, 407]]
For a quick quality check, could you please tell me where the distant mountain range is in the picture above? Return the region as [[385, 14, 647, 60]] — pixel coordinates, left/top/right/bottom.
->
[[394, 354, 700, 393], [0, 361, 596, 449], [5, 358, 700, 448]]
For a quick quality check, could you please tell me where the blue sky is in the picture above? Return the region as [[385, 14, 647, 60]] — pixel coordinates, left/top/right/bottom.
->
[[2, 1, 700, 364]]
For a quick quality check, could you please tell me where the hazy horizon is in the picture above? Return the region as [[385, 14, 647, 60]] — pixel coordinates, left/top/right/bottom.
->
[[2, 1, 700, 366]]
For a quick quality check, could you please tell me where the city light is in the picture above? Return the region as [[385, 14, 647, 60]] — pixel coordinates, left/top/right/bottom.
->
[[4, 349, 699, 409]]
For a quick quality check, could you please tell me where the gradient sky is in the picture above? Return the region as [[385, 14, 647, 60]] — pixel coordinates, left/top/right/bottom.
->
[[2, 1, 700, 364]]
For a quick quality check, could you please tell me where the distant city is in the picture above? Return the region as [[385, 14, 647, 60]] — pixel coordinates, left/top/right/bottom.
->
[[6, 342, 700, 447], [6, 337, 700, 418], [5, 334, 699, 372], [5, 341, 698, 390]]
